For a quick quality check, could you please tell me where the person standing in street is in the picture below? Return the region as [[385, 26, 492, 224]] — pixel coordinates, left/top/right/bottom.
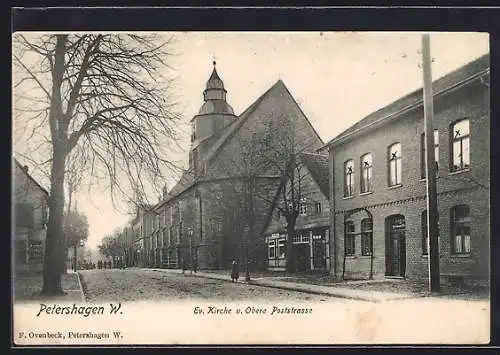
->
[[230, 260, 239, 283]]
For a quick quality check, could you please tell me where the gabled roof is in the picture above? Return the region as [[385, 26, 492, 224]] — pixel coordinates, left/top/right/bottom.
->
[[204, 79, 324, 166], [13, 158, 49, 197], [327, 53, 490, 147], [298, 153, 329, 198], [154, 79, 324, 210]]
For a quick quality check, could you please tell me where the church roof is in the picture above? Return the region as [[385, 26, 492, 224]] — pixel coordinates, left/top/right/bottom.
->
[[326, 53, 490, 148], [203, 79, 323, 166], [298, 153, 330, 198], [205, 63, 225, 90], [208, 66, 222, 82], [198, 99, 234, 115]]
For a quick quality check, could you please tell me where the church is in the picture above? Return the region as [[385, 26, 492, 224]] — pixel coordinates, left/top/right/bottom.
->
[[130, 62, 324, 271]]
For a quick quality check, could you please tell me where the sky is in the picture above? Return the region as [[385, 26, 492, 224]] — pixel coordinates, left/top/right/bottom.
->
[[13, 32, 489, 249]]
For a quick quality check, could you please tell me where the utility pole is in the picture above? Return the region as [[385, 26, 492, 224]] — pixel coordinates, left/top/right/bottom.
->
[[421, 34, 440, 293]]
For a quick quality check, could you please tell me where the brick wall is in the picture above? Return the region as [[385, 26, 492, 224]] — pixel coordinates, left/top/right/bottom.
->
[[330, 80, 490, 282]]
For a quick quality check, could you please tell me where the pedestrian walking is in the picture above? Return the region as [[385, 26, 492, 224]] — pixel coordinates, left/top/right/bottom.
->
[[182, 259, 187, 274], [230, 260, 239, 283], [192, 259, 198, 274]]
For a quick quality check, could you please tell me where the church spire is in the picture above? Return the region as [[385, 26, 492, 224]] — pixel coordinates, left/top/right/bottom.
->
[[203, 60, 227, 101]]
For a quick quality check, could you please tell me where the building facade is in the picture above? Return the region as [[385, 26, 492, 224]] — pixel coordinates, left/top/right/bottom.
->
[[264, 153, 331, 272], [13, 159, 49, 273], [129, 62, 324, 271], [327, 54, 490, 284]]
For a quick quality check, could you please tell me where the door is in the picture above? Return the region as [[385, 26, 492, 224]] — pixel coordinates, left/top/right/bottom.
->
[[386, 215, 406, 277], [294, 244, 309, 272], [312, 239, 326, 269]]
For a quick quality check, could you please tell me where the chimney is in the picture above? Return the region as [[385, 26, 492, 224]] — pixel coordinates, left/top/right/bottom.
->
[[162, 185, 169, 200], [22, 165, 28, 173]]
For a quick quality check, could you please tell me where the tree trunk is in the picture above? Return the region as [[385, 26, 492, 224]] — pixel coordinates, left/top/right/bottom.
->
[[42, 34, 68, 295], [42, 148, 66, 295]]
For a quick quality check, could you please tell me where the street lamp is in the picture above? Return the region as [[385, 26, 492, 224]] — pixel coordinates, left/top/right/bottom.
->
[[187, 228, 193, 274], [245, 242, 250, 282]]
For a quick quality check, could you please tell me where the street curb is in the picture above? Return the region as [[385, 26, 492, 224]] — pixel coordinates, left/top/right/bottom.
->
[[245, 280, 381, 303], [75, 272, 86, 303], [150, 268, 389, 303]]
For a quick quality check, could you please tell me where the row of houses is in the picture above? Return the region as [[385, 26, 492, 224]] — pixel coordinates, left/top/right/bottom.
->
[[119, 54, 490, 285]]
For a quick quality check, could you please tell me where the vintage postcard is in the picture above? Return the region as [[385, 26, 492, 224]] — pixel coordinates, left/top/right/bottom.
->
[[12, 31, 490, 345]]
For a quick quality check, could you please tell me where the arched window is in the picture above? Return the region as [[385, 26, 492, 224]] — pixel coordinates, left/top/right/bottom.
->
[[361, 218, 373, 256], [344, 221, 355, 256], [388, 143, 402, 186], [344, 159, 354, 197], [451, 205, 471, 254], [451, 119, 470, 171], [360, 153, 373, 193]]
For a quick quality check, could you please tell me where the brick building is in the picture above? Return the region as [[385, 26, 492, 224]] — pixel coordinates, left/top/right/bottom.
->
[[130, 62, 324, 270], [13, 159, 49, 273], [326, 54, 490, 284], [264, 153, 330, 272]]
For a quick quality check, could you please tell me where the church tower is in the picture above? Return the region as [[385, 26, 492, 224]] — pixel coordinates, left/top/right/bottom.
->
[[189, 61, 236, 172]]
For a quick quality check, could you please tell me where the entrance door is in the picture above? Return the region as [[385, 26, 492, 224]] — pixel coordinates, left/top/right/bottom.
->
[[294, 244, 309, 272], [386, 215, 406, 277]]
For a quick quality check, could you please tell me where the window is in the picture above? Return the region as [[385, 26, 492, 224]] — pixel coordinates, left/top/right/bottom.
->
[[191, 121, 196, 142], [29, 240, 43, 264], [209, 219, 221, 233], [177, 222, 182, 243], [451, 119, 470, 171], [292, 232, 309, 244], [15, 240, 27, 264], [344, 221, 355, 256], [169, 225, 175, 244], [388, 143, 402, 186], [163, 229, 169, 246], [41, 201, 48, 226], [315, 202, 322, 214], [278, 239, 286, 258], [299, 198, 307, 216], [421, 130, 439, 179], [451, 205, 471, 255], [16, 203, 34, 228], [268, 240, 276, 259], [360, 153, 373, 193], [361, 218, 373, 256], [344, 159, 354, 197], [154, 215, 159, 231]]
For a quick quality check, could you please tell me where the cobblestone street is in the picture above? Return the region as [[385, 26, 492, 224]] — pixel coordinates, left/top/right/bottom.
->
[[78, 269, 336, 302]]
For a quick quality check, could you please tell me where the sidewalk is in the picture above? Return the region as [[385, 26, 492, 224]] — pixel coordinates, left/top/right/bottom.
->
[[13, 270, 85, 303], [149, 268, 417, 303]]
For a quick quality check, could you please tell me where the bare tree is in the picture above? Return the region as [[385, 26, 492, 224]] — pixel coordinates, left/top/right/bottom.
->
[[215, 113, 315, 274], [13, 33, 181, 295], [259, 116, 314, 272]]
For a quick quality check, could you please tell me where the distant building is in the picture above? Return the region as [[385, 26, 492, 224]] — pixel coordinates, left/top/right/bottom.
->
[[326, 54, 490, 284], [132, 62, 324, 270], [13, 159, 49, 273], [264, 153, 330, 272]]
